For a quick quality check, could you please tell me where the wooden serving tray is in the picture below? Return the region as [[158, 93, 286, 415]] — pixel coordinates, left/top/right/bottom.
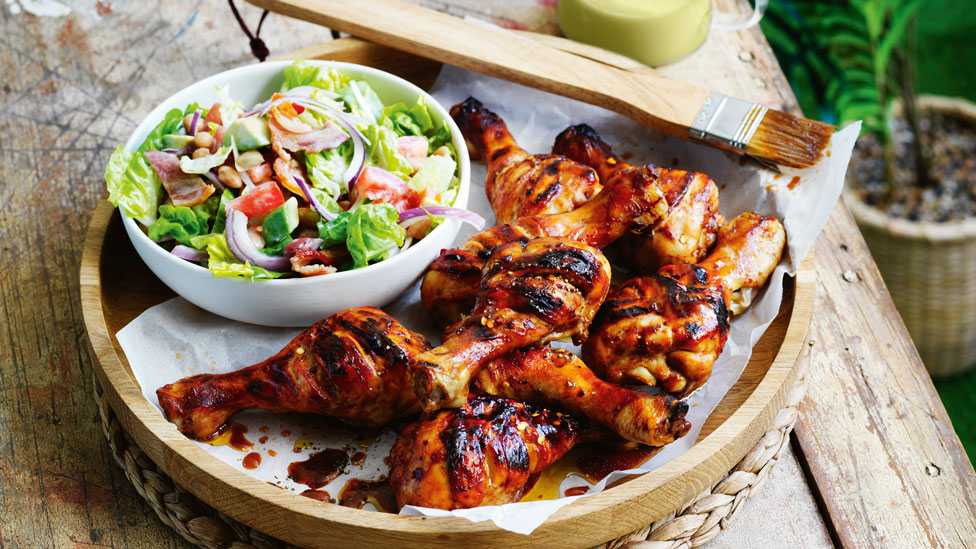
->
[[79, 38, 815, 548]]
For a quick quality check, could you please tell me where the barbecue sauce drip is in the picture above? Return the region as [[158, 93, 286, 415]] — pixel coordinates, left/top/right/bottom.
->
[[576, 442, 662, 482], [242, 452, 262, 470], [300, 489, 333, 502], [338, 478, 398, 513], [288, 449, 349, 489], [204, 421, 253, 452], [522, 441, 662, 501]]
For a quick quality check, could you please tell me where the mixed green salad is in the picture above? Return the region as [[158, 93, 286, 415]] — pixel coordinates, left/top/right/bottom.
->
[[106, 60, 482, 280]]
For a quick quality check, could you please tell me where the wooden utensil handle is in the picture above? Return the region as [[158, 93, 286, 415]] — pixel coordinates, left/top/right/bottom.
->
[[249, 0, 711, 139]]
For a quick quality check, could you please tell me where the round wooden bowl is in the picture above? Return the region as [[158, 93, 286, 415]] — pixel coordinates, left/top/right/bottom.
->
[[80, 39, 815, 549]]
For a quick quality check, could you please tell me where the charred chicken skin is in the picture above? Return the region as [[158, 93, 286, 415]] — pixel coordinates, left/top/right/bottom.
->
[[421, 160, 677, 327], [583, 213, 785, 395], [553, 124, 724, 272], [582, 274, 731, 396], [389, 395, 587, 510], [473, 346, 691, 446], [156, 307, 430, 440], [451, 97, 600, 224], [410, 237, 612, 412]]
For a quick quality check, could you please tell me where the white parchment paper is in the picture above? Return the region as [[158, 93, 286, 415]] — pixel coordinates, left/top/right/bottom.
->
[[119, 66, 859, 535]]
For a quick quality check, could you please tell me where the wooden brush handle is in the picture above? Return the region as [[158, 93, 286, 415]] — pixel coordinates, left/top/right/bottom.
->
[[248, 0, 711, 140]]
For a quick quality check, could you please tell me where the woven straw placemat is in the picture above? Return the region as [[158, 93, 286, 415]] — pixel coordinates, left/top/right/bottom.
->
[[93, 354, 806, 549]]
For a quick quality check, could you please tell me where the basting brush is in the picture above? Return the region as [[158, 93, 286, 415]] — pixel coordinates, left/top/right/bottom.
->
[[249, 0, 835, 169]]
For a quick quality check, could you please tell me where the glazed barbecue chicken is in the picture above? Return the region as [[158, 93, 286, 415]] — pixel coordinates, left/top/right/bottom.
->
[[553, 124, 724, 272], [389, 395, 589, 510], [660, 212, 787, 315], [583, 213, 785, 396], [410, 237, 612, 411], [473, 346, 691, 446], [451, 97, 600, 223], [156, 307, 430, 440], [421, 159, 679, 326]]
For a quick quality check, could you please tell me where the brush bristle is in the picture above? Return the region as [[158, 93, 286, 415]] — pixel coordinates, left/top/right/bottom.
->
[[746, 110, 835, 169]]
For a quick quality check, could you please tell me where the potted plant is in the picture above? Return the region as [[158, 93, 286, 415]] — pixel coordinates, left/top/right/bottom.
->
[[764, 0, 976, 376]]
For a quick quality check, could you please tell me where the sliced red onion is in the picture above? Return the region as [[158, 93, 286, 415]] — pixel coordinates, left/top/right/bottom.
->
[[266, 95, 366, 186], [243, 86, 338, 117], [287, 85, 339, 100], [398, 206, 486, 231], [225, 208, 291, 272], [161, 145, 193, 156], [188, 109, 201, 135], [202, 170, 225, 192], [293, 176, 339, 222], [171, 245, 207, 263]]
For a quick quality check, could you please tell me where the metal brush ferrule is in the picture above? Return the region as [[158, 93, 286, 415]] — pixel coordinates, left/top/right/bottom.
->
[[689, 92, 768, 152]]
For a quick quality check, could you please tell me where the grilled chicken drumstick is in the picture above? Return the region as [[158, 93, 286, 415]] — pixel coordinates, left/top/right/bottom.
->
[[473, 346, 691, 446], [452, 97, 601, 223], [410, 237, 612, 412], [553, 124, 724, 272], [659, 212, 787, 315], [421, 160, 679, 326], [583, 213, 785, 395], [156, 307, 430, 440], [389, 395, 589, 510]]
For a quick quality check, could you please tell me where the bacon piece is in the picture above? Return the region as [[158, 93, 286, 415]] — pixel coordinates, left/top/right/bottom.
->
[[290, 248, 347, 277], [397, 136, 428, 173], [269, 118, 348, 154], [284, 237, 322, 257], [143, 150, 214, 207], [247, 162, 273, 184], [351, 166, 418, 213], [271, 101, 313, 134], [274, 157, 304, 195]]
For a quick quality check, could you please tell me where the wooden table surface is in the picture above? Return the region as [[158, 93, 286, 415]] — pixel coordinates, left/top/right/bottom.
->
[[0, 1, 973, 548]]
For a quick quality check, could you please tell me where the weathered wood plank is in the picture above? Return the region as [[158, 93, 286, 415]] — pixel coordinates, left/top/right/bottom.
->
[[797, 204, 976, 547]]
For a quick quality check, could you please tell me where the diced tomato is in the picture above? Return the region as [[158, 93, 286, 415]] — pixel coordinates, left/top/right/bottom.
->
[[211, 124, 227, 153], [204, 102, 223, 127], [397, 136, 428, 173], [226, 181, 285, 218], [353, 167, 419, 213]]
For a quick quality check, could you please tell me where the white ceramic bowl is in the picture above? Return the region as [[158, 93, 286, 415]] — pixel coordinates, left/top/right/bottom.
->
[[120, 60, 469, 327]]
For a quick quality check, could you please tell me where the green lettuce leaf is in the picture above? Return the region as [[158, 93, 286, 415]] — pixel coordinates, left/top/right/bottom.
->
[[408, 155, 456, 199], [380, 98, 452, 150], [105, 146, 162, 226], [305, 140, 353, 199], [189, 233, 286, 281], [317, 203, 405, 269], [139, 103, 202, 152], [280, 59, 351, 93], [147, 200, 216, 245], [179, 144, 232, 174], [381, 101, 434, 137], [211, 188, 234, 235], [362, 124, 413, 181], [215, 85, 243, 123], [338, 80, 384, 122]]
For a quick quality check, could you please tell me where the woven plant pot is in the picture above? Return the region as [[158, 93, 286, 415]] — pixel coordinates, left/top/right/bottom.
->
[[845, 95, 976, 377]]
